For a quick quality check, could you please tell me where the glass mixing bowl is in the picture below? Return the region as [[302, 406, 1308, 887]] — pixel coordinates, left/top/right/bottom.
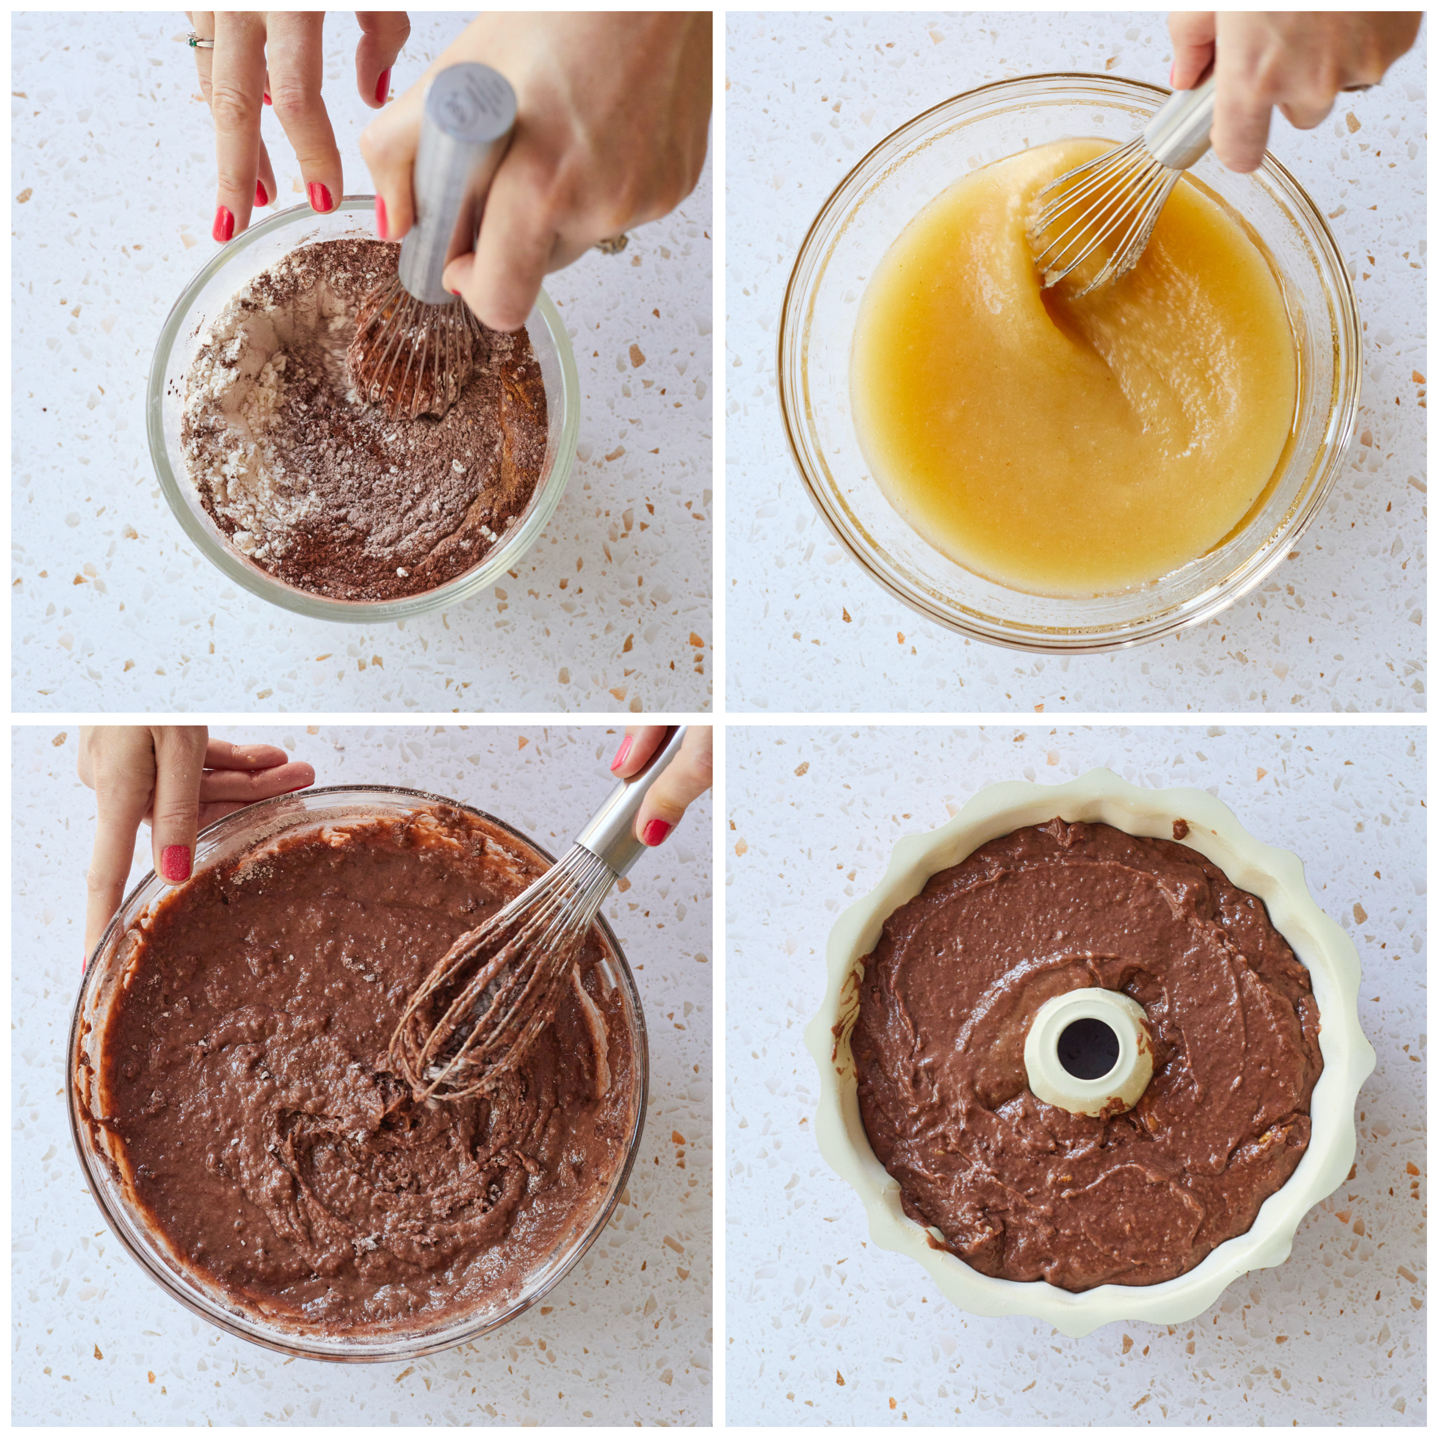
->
[[778, 74, 1362, 653], [68, 785, 648, 1363], [146, 200, 581, 623]]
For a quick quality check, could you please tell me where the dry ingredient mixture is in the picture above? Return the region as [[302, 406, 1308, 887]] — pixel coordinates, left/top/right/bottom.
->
[[181, 238, 547, 602], [853, 819, 1322, 1292], [94, 807, 636, 1334]]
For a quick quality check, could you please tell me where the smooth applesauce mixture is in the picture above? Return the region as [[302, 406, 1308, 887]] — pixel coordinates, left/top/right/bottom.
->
[[851, 139, 1298, 595]]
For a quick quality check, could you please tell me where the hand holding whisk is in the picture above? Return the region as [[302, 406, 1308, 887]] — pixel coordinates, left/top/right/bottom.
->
[[390, 726, 689, 1101], [1026, 7, 1421, 301], [349, 60, 637, 421]]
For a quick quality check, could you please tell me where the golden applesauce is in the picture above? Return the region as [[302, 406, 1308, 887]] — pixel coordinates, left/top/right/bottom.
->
[[851, 139, 1299, 596]]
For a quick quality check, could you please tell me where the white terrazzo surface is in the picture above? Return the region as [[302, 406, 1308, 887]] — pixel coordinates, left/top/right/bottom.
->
[[13, 12, 713, 714], [725, 11, 1426, 713], [13, 725, 712, 1425], [726, 724, 1424, 1425]]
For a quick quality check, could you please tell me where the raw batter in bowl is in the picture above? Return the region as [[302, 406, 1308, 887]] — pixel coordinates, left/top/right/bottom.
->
[[181, 238, 547, 602], [852, 818, 1322, 1292], [92, 806, 635, 1334], [851, 139, 1298, 596]]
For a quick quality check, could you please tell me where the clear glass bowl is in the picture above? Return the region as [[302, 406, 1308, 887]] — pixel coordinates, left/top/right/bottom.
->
[[146, 200, 581, 623], [68, 786, 648, 1363], [778, 75, 1362, 653]]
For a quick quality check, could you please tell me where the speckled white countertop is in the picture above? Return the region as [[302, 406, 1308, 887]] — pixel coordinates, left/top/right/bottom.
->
[[13, 12, 713, 714], [725, 11, 1425, 713], [726, 724, 1424, 1425], [13, 725, 712, 1425]]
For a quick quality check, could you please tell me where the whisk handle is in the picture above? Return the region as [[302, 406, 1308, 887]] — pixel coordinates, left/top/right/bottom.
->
[[399, 63, 517, 306], [1143, 72, 1216, 172], [574, 726, 690, 879]]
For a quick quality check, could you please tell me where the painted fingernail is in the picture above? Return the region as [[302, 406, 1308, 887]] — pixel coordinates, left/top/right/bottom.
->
[[449, 288, 462, 296], [1169, 64, 1176, 88], [212, 205, 234, 242], [610, 736, 633, 772], [307, 181, 333, 214], [376, 67, 391, 105], [375, 194, 388, 240], [160, 845, 192, 882], [255, 179, 268, 208], [263, 91, 271, 105], [641, 819, 672, 848]]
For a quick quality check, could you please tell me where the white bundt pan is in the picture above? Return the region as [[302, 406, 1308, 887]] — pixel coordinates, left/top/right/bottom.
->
[[804, 768, 1375, 1338]]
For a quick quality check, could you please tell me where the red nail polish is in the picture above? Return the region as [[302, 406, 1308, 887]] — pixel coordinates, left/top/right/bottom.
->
[[212, 206, 234, 242], [263, 91, 271, 105], [376, 67, 391, 105], [307, 181, 332, 214], [375, 194, 388, 240], [611, 736, 633, 772], [255, 179, 268, 207], [641, 819, 672, 847], [449, 288, 462, 296], [160, 845, 192, 882]]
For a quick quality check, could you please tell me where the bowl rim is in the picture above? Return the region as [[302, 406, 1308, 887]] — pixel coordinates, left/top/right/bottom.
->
[[777, 72, 1363, 654], [67, 782, 650, 1363], [145, 197, 582, 624], [804, 768, 1376, 1337]]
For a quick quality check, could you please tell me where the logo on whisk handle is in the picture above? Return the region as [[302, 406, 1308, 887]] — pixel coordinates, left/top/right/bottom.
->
[[429, 63, 517, 144]]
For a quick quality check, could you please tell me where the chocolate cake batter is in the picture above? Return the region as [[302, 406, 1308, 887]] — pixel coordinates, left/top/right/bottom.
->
[[853, 819, 1322, 1292], [181, 238, 547, 602], [96, 807, 636, 1333]]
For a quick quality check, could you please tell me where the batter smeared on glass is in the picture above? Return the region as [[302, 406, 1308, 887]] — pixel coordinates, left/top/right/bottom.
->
[[98, 806, 636, 1333], [853, 818, 1322, 1292]]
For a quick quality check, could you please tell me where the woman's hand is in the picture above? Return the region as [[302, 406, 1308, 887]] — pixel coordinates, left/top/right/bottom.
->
[[78, 728, 315, 958], [361, 12, 712, 331], [187, 10, 411, 241], [1169, 11, 1422, 172], [609, 726, 713, 848]]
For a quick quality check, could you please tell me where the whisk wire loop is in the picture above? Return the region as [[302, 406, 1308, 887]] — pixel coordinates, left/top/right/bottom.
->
[[1026, 76, 1216, 297], [389, 845, 617, 1102], [349, 279, 485, 422]]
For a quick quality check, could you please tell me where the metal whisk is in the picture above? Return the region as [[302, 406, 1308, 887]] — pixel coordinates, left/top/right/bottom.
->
[[349, 281, 486, 422], [390, 727, 688, 1101], [349, 63, 516, 421], [1026, 74, 1216, 297]]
